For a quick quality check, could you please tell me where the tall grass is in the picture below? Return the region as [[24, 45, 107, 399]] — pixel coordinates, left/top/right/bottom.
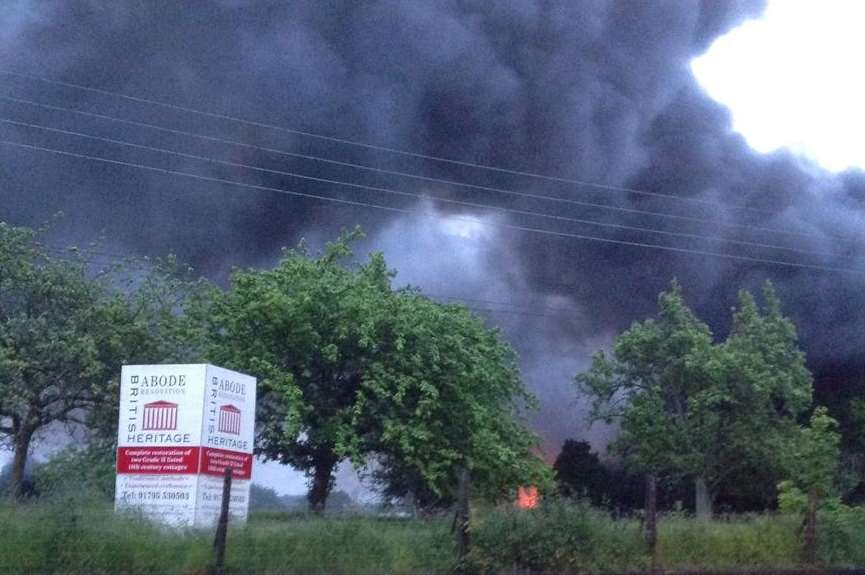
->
[[656, 514, 800, 570], [468, 502, 865, 574], [0, 502, 452, 575], [1, 499, 863, 574], [0, 500, 211, 575], [228, 513, 452, 575], [469, 501, 647, 574]]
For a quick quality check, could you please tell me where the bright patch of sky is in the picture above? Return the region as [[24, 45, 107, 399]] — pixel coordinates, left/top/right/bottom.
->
[[691, 0, 865, 173], [440, 215, 491, 240]]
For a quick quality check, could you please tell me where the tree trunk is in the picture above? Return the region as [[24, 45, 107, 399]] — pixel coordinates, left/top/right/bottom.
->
[[644, 474, 658, 572], [695, 477, 714, 521], [307, 451, 338, 513], [8, 428, 33, 500]]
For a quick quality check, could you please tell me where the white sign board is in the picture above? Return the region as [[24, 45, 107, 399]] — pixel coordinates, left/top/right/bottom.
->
[[114, 364, 256, 528]]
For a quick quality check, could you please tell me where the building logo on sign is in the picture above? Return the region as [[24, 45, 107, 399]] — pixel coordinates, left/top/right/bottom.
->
[[142, 401, 179, 431], [218, 404, 241, 435]]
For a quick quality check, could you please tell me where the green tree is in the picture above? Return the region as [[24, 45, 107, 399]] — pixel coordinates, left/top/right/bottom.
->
[[0, 222, 203, 498], [711, 285, 813, 509], [553, 439, 608, 505], [84, 254, 208, 443], [198, 231, 547, 510], [197, 231, 398, 511], [248, 483, 288, 512], [776, 407, 841, 564], [368, 452, 457, 512], [0, 223, 122, 498], [778, 407, 841, 507], [356, 292, 549, 506], [576, 280, 812, 519]]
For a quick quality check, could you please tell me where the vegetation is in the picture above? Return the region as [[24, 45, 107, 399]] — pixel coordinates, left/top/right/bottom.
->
[[355, 291, 550, 506], [0, 223, 199, 498], [31, 442, 116, 500], [1, 220, 865, 573], [248, 483, 357, 513], [195, 230, 397, 511], [577, 280, 815, 518], [781, 407, 842, 500], [1, 500, 864, 575], [0, 501, 452, 575], [196, 230, 545, 511], [553, 439, 609, 506]]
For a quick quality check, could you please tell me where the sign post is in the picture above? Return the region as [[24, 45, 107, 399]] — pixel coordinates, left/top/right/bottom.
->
[[114, 364, 256, 528]]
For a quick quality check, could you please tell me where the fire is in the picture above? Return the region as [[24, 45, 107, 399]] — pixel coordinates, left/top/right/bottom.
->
[[516, 485, 539, 509]]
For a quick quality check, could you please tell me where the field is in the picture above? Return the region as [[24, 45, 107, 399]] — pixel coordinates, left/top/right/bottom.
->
[[1, 500, 864, 575]]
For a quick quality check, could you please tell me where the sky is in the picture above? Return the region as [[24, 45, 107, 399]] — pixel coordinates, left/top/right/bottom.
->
[[692, 0, 865, 172], [2, 1, 865, 497]]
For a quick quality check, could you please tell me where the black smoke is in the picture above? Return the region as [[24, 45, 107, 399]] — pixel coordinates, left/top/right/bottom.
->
[[2, 0, 864, 456]]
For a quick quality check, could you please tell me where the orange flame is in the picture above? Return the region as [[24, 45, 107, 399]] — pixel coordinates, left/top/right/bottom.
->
[[516, 485, 539, 509]]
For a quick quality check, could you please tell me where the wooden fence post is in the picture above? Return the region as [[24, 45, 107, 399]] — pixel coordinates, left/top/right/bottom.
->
[[211, 467, 233, 575], [803, 486, 818, 564], [453, 466, 471, 574], [645, 473, 659, 572]]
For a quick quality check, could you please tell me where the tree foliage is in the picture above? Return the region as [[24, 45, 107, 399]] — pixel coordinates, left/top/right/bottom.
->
[[576, 280, 813, 516], [357, 292, 549, 504], [553, 439, 608, 505], [780, 406, 841, 500], [197, 231, 545, 510], [0, 222, 203, 498], [196, 230, 396, 510]]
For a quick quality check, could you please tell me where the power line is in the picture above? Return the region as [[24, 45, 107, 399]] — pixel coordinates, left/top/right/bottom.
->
[[3, 138, 864, 276], [0, 69, 775, 215], [0, 94, 837, 243], [2, 116, 849, 261]]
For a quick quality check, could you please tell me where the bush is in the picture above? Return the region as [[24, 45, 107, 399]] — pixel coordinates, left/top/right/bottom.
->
[[818, 505, 865, 566], [777, 481, 865, 566], [31, 444, 116, 502], [469, 500, 647, 574]]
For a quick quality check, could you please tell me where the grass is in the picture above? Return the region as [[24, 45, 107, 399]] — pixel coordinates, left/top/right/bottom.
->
[[656, 514, 802, 571], [0, 501, 452, 575], [469, 503, 865, 574], [469, 501, 648, 573], [227, 513, 453, 575], [0, 499, 863, 574]]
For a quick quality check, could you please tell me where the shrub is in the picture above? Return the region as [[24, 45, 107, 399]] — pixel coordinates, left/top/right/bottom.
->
[[817, 504, 865, 566], [469, 500, 647, 574], [32, 442, 116, 502]]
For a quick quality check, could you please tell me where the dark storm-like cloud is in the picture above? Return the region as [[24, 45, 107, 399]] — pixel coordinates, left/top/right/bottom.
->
[[2, 0, 863, 455]]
